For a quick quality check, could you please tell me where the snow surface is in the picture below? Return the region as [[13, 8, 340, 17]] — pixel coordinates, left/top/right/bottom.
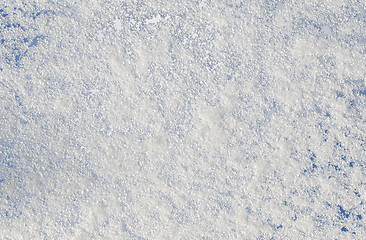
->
[[0, 0, 365, 239]]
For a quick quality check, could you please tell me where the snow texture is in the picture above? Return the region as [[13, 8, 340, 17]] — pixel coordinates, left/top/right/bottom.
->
[[0, 0, 365, 239]]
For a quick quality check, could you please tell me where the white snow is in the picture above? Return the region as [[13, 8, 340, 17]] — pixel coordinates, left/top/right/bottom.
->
[[0, 1, 365, 239]]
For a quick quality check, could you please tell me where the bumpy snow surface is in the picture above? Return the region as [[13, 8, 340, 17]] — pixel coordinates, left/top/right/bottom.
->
[[1, 1, 365, 239]]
